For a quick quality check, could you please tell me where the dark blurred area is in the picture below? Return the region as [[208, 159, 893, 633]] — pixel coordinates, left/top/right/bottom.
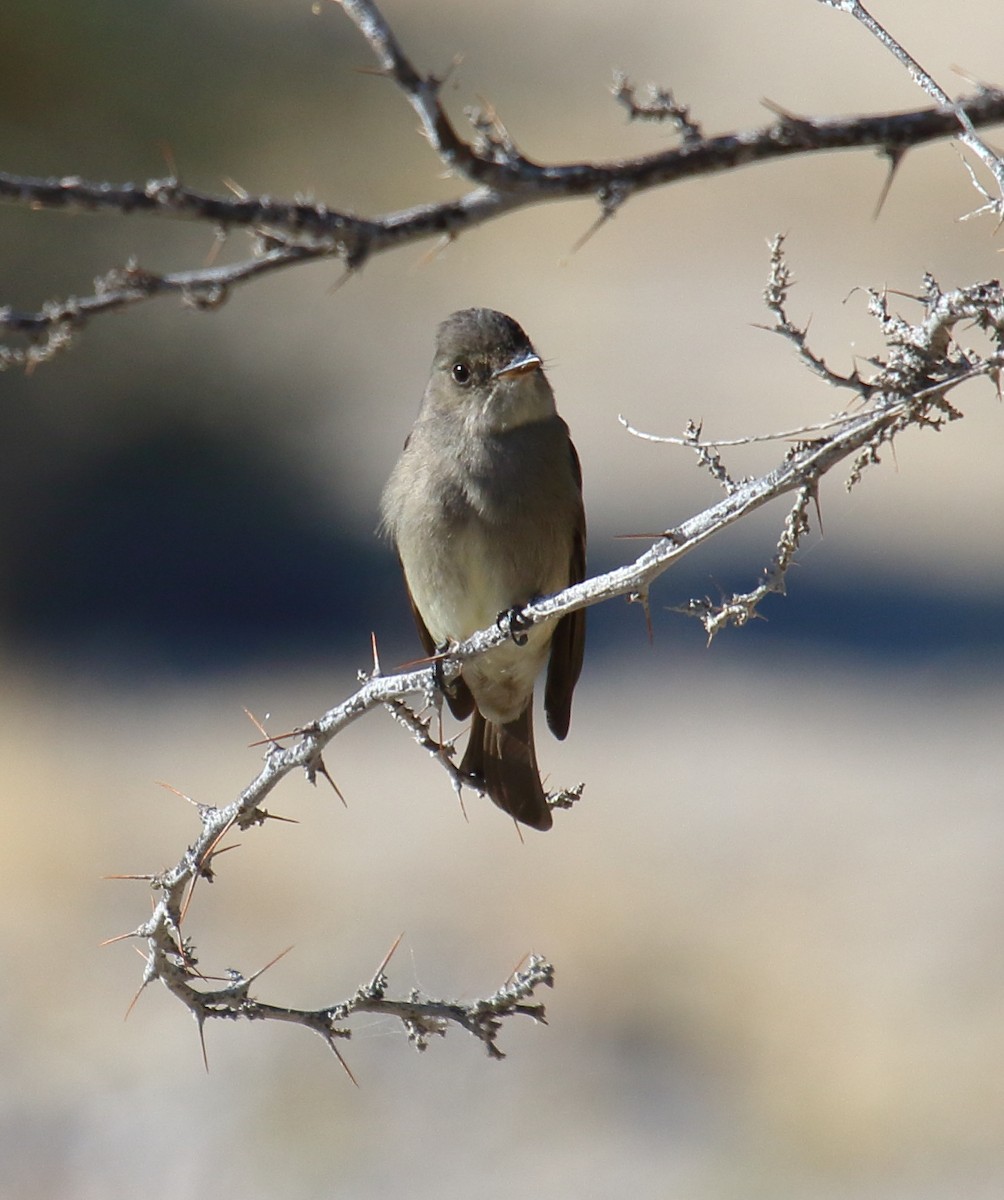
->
[[1, 420, 391, 672]]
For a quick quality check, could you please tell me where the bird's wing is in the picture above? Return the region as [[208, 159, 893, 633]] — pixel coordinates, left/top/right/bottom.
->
[[404, 569, 476, 720], [544, 439, 586, 741]]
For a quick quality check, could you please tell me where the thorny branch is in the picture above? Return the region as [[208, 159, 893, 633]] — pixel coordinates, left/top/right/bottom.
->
[[621, 235, 1004, 636], [818, 0, 1004, 218], [110, 238, 1003, 1063], [3, 0, 1004, 366]]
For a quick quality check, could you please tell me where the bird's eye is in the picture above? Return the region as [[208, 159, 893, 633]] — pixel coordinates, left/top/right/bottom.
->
[[451, 361, 472, 386]]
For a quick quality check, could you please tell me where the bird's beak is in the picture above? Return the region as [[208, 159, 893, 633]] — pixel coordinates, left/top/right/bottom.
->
[[492, 351, 541, 379]]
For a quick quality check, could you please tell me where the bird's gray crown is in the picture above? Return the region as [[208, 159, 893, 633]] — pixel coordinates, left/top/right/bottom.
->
[[434, 308, 534, 369]]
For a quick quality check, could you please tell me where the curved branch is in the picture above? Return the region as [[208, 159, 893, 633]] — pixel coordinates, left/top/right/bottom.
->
[[107, 251, 1003, 1067]]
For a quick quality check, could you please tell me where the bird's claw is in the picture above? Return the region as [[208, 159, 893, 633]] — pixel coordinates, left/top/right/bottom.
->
[[497, 605, 532, 647], [432, 642, 457, 697]]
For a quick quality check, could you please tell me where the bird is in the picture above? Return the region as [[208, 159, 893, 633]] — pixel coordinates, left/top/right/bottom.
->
[[380, 307, 585, 830]]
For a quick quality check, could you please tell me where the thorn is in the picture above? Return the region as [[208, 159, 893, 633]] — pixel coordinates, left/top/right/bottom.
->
[[456, 782, 469, 824], [873, 146, 906, 220], [204, 841, 241, 858], [950, 64, 991, 90], [201, 815, 238, 868], [760, 97, 815, 133], [438, 52, 464, 89], [221, 176, 250, 200], [99, 929, 139, 947], [247, 730, 300, 747], [326, 1035, 359, 1087], [413, 233, 455, 268], [203, 226, 227, 268], [561, 205, 614, 263], [370, 631, 382, 677], [246, 945, 295, 984], [123, 978, 149, 1022], [102, 873, 158, 881], [507, 951, 531, 982], [156, 139, 179, 180], [155, 780, 198, 806], [309, 752, 348, 806], [196, 1013, 210, 1073], [397, 648, 451, 671], [179, 815, 238, 926], [352, 65, 395, 80], [374, 932, 406, 981], [628, 587, 654, 643], [613, 531, 672, 540], [244, 707, 281, 749], [326, 263, 358, 295]]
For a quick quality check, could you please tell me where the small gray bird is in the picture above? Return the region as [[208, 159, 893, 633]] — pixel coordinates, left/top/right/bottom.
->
[[380, 308, 586, 830]]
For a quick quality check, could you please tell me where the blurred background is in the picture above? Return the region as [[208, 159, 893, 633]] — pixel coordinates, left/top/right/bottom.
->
[[2, 1, 1003, 1197]]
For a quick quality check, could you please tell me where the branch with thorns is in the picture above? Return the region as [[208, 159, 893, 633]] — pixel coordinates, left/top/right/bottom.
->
[[818, 0, 1004, 219], [3, 0, 1004, 366], [619, 234, 1003, 638], [104, 240, 1002, 1066], [105, 735, 555, 1079]]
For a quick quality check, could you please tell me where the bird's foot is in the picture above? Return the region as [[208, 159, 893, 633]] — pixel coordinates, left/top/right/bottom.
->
[[432, 642, 459, 698], [496, 605, 533, 647]]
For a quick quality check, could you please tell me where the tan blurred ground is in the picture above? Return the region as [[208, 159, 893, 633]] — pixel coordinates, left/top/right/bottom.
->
[[4, 0, 1004, 1197], [3, 654, 1003, 1199]]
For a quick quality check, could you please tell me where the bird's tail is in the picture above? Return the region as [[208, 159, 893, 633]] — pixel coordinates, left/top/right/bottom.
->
[[460, 704, 553, 831]]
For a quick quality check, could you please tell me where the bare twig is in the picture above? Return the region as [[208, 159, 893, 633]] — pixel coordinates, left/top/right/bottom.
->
[[611, 70, 703, 142], [679, 484, 816, 640], [0, 243, 331, 371]]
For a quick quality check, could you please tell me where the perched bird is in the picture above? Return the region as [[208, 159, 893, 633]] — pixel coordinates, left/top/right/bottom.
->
[[380, 308, 585, 830]]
